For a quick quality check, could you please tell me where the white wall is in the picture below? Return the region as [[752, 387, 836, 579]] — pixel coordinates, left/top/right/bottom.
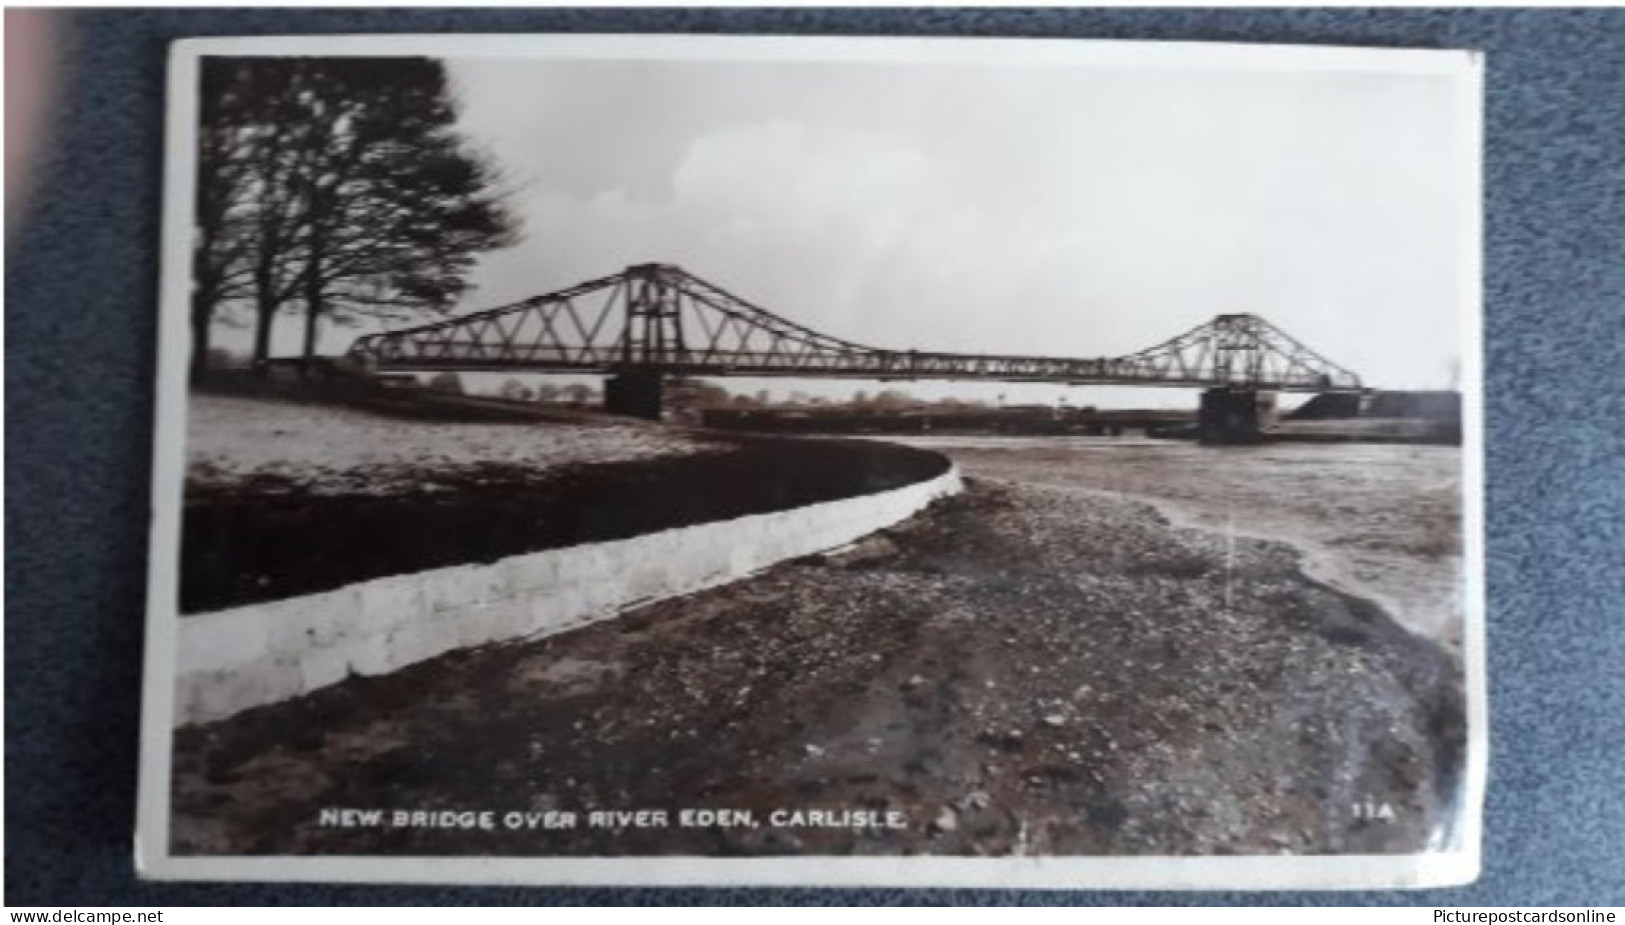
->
[[174, 465, 962, 726]]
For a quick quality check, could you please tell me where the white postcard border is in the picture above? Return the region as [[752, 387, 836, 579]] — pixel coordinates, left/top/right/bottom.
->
[[137, 32, 1487, 890]]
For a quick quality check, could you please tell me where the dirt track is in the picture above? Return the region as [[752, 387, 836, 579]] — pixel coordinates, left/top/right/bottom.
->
[[172, 470, 1463, 858]]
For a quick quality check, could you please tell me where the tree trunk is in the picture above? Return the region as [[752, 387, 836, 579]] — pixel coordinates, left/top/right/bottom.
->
[[300, 234, 325, 377], [251, 304, 275, 375], [190, 289, 214, 379], [301, 285, 322, 377], [251, 257, 278, 376]]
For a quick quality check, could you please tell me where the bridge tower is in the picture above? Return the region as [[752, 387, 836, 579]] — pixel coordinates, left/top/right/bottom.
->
[[604, 264, 685, 419], [604, 369, 665, 419], [1198, 388, 1265, 444], [1129, 313, 1343, 444]]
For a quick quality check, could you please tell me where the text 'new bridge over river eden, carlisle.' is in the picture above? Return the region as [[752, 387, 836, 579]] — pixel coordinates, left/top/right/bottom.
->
[[346, 263, 1366, 441]]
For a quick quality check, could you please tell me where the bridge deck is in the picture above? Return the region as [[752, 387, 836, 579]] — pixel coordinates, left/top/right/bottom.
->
[[361, 349, 1355, 392], [348, 264, 1365, 394]]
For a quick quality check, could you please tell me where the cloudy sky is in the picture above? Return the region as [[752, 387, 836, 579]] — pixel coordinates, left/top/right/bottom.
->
[[243, 46, 1475, 404]]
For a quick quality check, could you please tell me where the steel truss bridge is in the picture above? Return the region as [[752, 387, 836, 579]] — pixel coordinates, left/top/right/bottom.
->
[[347, 263, 1363, 394]]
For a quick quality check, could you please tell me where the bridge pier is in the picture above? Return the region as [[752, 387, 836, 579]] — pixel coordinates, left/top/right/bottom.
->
[[604, 370, 665, 420], [1198, 388, 1265, 444]]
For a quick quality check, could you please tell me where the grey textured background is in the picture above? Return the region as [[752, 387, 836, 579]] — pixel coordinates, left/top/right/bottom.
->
[[5, 7, 1623, 906]]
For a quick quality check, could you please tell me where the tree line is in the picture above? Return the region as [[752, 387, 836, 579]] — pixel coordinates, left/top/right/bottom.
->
[[480, 376, 1001, 413], [191, 56, 517, 376]]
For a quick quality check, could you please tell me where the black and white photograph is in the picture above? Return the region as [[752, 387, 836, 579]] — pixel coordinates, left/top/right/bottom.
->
[[138, 34, 1485, 888]]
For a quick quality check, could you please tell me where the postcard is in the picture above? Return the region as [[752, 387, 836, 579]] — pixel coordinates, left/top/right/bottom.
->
[[138, 33, 1485, 888]]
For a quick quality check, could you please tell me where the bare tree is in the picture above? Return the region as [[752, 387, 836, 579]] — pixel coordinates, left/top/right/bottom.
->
[[283, 58, 518, 370], [192, 61, 245, 375], [192, 60, 320, 374], [192, 57, 519, 374], [192, 60, 278, 374]]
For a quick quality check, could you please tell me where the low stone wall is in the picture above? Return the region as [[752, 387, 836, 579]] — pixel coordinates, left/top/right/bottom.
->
[[175, 464, 962, 726]]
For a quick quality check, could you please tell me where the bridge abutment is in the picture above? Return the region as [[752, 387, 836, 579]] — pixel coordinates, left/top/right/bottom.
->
[[604, 371, 665, 420], [1198, 388, 1265, 444]]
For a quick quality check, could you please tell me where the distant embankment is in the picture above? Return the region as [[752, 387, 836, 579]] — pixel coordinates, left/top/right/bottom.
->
[[193, 367, 603, 425], [1278, 390, 1462, 445], [699, 406, 1192, 437], [1286, 392, 1364, 420], [1288, 390, 1462, 423]]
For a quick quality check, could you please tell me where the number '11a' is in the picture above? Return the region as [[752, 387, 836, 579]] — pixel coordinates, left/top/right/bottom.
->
[[1352, 801, 1396, 821]]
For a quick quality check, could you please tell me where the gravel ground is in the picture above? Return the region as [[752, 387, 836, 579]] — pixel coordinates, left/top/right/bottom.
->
[[186, 394, 716, 495], [897, 437, 1465, 651], [171, 477, 1464, 859]]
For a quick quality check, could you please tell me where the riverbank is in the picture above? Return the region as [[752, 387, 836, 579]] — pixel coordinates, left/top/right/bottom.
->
[[895, 437, 1465, 652], [182, 393, 949, 612], [172, 476, 1463, 858]]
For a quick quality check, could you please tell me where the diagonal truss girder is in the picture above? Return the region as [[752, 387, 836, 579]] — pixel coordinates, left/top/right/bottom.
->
[[347, 263, 1363, 392]]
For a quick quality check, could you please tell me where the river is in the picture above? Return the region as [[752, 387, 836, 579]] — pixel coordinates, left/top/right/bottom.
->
[[889, 436, 1466, 653]]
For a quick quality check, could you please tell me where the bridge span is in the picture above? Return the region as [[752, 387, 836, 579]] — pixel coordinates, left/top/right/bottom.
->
[[347, 263, 1365, 442]]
